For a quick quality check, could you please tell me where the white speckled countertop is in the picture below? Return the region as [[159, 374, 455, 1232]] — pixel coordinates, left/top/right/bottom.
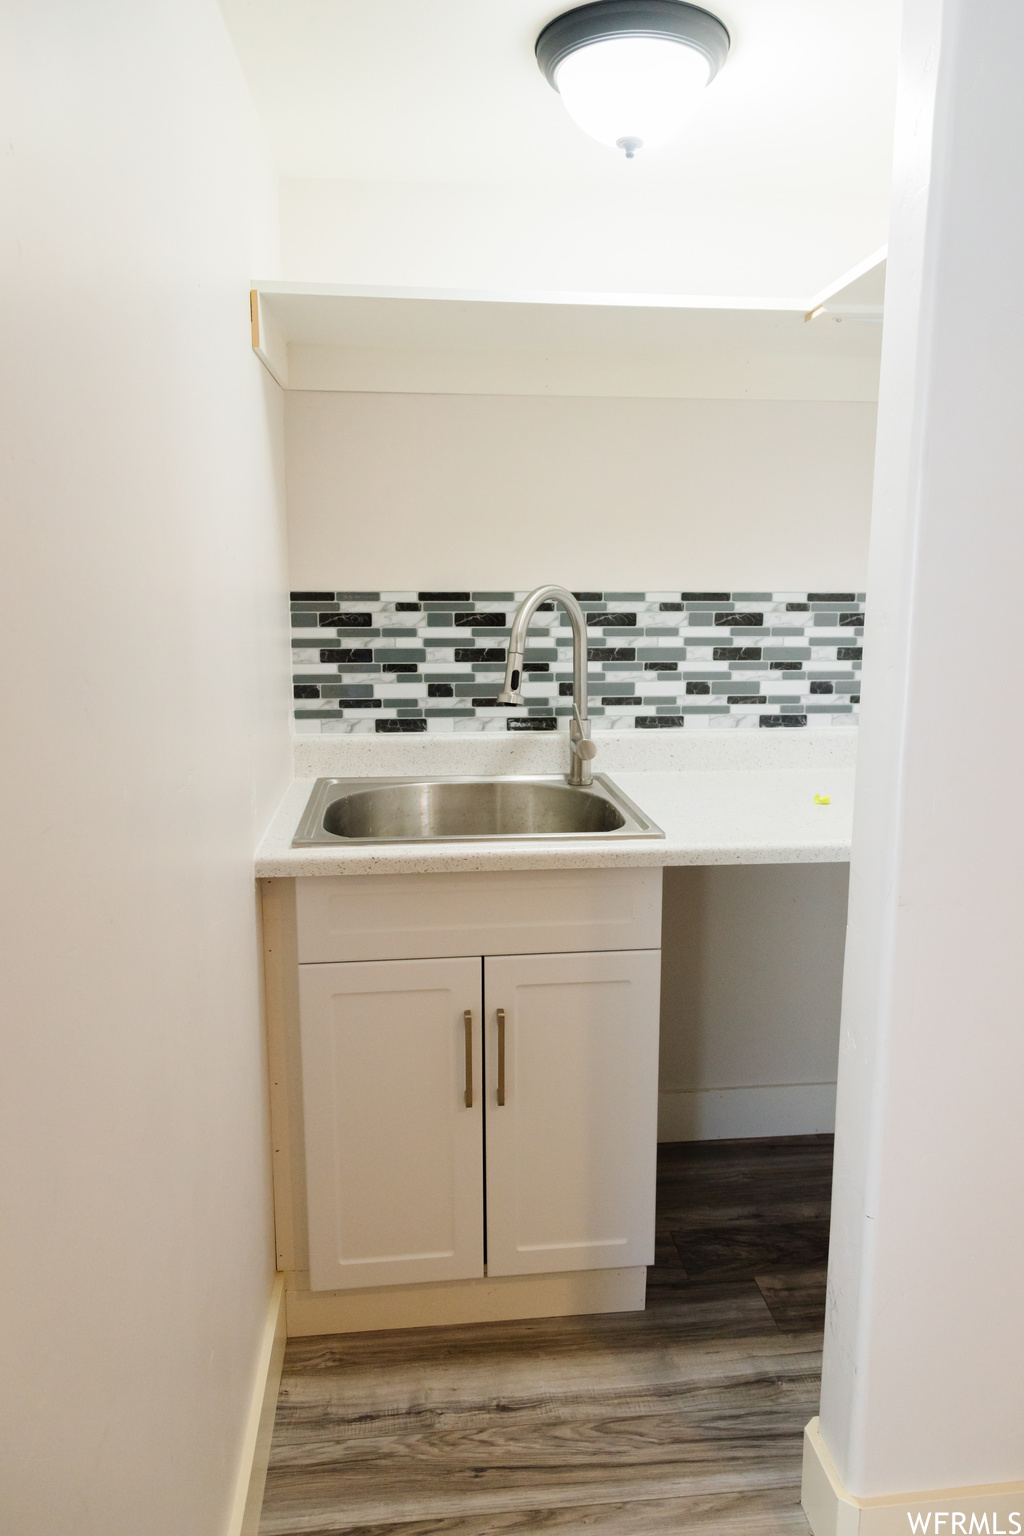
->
[[255, 730, 856, 878]]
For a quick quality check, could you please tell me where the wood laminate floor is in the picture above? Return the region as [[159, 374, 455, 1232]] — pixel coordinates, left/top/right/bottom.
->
[[259, 1135, 833, 1536]]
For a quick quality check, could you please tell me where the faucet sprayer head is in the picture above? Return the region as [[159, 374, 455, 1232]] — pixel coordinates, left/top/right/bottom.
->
[[497, 648, 526, 705]]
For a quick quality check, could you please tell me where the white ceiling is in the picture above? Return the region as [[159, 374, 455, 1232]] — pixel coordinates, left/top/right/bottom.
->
[[220, 0, 902, 194], [221, 0, 901, 300]]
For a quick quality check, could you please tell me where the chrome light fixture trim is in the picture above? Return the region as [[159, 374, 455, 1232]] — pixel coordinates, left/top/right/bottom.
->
[[536, 0, 730, 88]]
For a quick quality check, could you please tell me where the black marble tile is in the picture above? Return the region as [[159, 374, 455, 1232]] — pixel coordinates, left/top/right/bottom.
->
[[418, 591, 471, 601], [785, 603, 810, 612], [586, 613, 637, 626], [770, 662, 803, 671], [602, 695, 641, 705], [381, 663, 418, 673], [290, 590, 335, 601], [681, 591, 731, 600], [455, 611, 505, 626], [810, 681, 833, 694], [395, 602, 421, 612], [523, 663, 549, 673], [320, 649, 373, 663], [839, 613, 864, 626], [571, 591, 603, 601], [454, 648, 506, 662], [713, 647, 761, 661], [293, 685, 320, 699], [375, 719, 427, 733], [428, 684, 454, 698], [807, 592, 855, 602], [645, 662, 678, 671], [587, 648, 635, 661], [319, 612, 372, 627], [759, 715, 807, 727], [635, 716, 685, 728], [837, 647, 863, 660]]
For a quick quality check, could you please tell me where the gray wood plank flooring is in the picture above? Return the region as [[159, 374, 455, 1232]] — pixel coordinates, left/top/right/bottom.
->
[[259, 1135, 832, 1536]]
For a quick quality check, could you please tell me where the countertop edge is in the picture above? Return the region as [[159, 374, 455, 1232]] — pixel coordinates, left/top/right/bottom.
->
[[255, 768, 854, 878]]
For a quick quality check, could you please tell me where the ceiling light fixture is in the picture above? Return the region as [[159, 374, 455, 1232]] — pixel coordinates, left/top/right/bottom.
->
[[536, 0, 730, 158]]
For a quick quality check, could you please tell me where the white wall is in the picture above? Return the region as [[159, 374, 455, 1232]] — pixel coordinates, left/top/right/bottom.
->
[[659, 865, 848, 1140], [815, 0, 1024, 1505], [285, 391, 877, 591], [0, 5, 290, 1534]]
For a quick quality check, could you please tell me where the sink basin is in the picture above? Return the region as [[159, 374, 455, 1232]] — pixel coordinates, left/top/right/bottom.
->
[[292, 774, 664, 845]]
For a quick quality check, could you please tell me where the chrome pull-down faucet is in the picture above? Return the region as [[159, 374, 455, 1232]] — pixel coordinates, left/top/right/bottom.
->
[[497, 584, 597, 787]]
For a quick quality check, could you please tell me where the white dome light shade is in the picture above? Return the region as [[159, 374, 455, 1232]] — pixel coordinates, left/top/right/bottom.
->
[[536, 1, 730, 157], [554, 36, 711, 152]]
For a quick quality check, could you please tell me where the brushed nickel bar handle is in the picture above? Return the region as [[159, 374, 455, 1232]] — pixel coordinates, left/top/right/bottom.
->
[[496, 1008, 506, 1107], [463, 1010, 473, 1109]]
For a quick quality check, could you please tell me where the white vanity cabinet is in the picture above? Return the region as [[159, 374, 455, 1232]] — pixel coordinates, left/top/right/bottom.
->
[[262, 865, 662, 1330], [483, 947, 660, 1278], [299, 956, 484, 1291]]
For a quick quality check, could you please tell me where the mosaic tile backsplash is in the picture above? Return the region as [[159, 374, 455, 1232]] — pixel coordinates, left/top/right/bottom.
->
[[291, 590, 865, 734]]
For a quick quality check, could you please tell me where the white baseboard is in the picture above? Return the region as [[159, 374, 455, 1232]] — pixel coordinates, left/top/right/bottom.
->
[[226, 1273, 287, 1536], [658, 1082, 837, 1141], [285, 1265, 647, 1337], [802, 1418, 1024, 1536]]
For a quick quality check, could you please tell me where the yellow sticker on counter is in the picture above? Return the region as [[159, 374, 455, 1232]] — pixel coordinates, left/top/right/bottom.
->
[[813, 794, 831, 805]]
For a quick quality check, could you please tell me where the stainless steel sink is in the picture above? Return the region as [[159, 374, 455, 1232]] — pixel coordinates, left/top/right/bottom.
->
[[292, 774, 664, 845]]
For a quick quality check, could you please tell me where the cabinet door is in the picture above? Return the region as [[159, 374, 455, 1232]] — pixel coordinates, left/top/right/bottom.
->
[[299, 957, 483, 1291], [484, 949, 660, 1277]]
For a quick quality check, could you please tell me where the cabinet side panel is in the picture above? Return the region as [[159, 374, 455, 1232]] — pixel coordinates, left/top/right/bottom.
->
[[260, 878, 308, 1272], [485, 949, 661, 1277], [299, 957, 484, 1291], [296, 869, 662, 962]]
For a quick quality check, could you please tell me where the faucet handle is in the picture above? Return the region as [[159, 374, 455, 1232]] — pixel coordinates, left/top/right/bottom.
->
[[571, 702, 597, 759]]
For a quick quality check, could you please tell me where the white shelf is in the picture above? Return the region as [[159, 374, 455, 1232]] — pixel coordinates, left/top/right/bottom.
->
[[250, 260, 884, 400]]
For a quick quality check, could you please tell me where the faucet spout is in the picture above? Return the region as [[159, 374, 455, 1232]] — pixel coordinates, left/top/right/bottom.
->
[[498, 584, 596, 786]]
